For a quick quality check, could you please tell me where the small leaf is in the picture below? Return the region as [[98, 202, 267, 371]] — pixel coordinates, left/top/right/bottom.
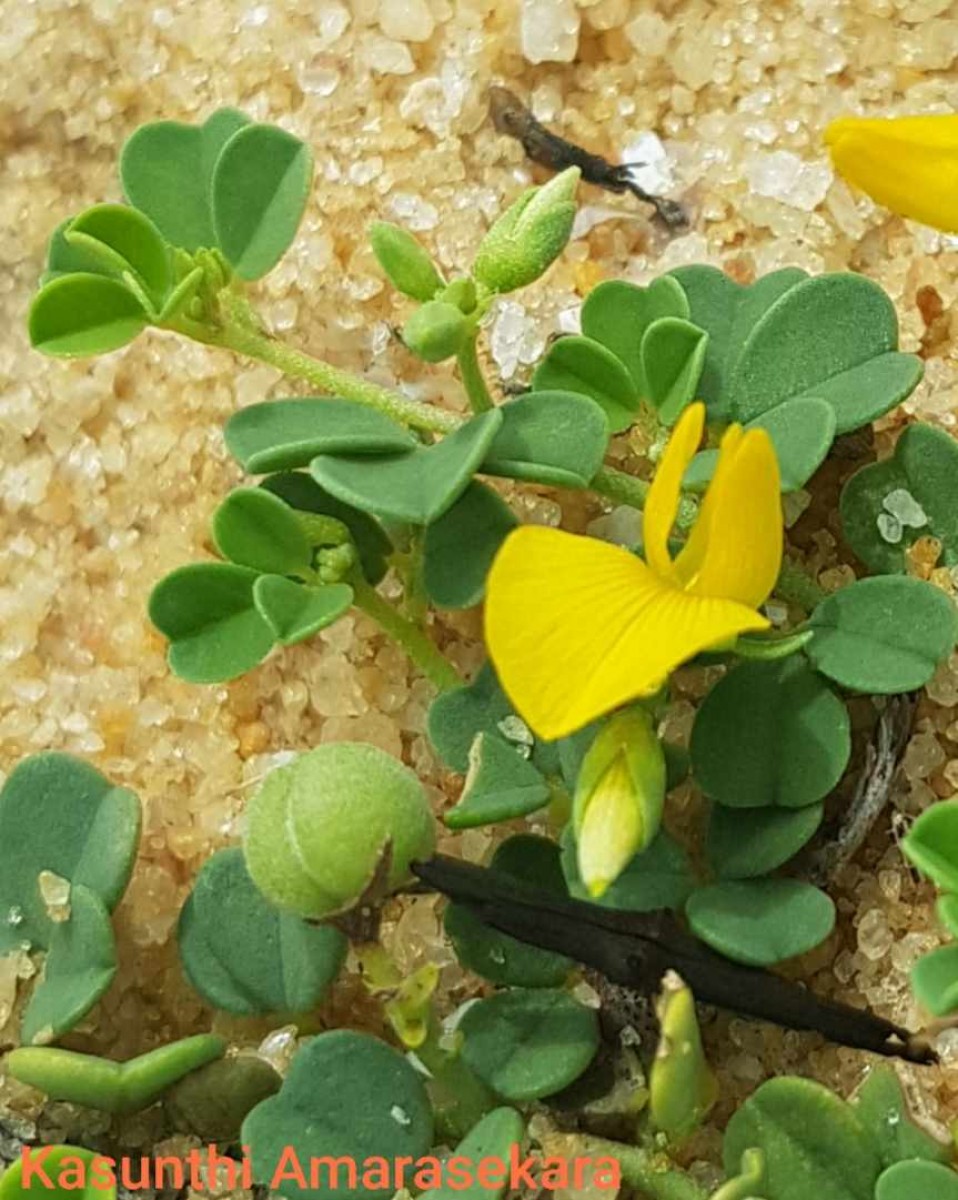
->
[[445, 733, 551, 829], [157, 266, 204, 323], [707, 803, 824, 880], [21, 885, 117, 1046], [253, 576, 353, 645], [482, 391, 609, 487], [120, 120, 214, 251], [685, 397, 837, 494], [532, 337, 639, 434], [261, 471, 392, 585], [910, 943, 958, 1016], [445, 835, 572, 988], [44, 218, 116, 281], [691, 657, 851, 809], [311, 410, 502, 525], [200, 107, 251, 179], [427, 661, 559, 777], [165, 1054, 281, 1142], [424, 482, 517, 610], [640, 317, 708, 426], [459, 989, 600, 1102], [728, 273, 922, 433], [212, 487, 312, 576], [29, 274, 147, 357], [0, 1146, 114, 1200], [561, 826, 696, 912], [806, 576, 957, 693], [841, 423, 958, 574], [0, 754, 140, 954], [581, 276, 690, 392], [177, 848, 346, 1016], [669, 264, 807, 420], [723, 1076, 882, 1200], [225, 398, 416, 473], [7, 1035, 226, 1115], [243, 1030, 433, 1200], [902, 799, 958, 892], [420, 1109, 525, 1200], [853, 1064, 952, 1169], [212, 124, 313, 280], [66, 204, 171, 310], [148, 563, 275, 684], [686, 879, 835, 966], [876, 1161, 958, 1200]]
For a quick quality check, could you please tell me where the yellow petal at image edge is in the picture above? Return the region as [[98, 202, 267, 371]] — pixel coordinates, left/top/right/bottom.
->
[[825, 115, 958, 234], [484, 526, 769, 741]]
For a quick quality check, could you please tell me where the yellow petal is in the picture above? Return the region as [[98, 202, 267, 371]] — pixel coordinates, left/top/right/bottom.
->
[[642, 402, 705, 582], [673, 422, 743, 589], [825, 115, 958, 234], [484, 525, 769, 740], [681, 427, 782, 608]]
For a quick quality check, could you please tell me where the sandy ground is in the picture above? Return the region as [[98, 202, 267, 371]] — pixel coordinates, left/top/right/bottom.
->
[[4, 0, 958, 1159]]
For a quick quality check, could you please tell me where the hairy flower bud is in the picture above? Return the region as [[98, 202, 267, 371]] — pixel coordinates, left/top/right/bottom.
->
[[473, 167, 580, 294], [402, 300, 468, 363], [369, 221, 444, 301], [573, 708, 665, 898]]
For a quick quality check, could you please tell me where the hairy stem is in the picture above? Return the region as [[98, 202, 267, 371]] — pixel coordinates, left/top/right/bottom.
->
[[456, 333, 494, 413], [176, 312, 459, 435], [540, 1131, 704, 1200], [591, 465, 651, 509], [352, 578, 462, 691]]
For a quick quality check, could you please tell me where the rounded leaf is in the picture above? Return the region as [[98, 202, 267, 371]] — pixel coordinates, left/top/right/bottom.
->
[[243, 743, 435, 919], [149, 563, 275, 683], [212, 124, 313, 279], [29, 274, 147, 357], [691, 658, 851, 809], [459, 988, 600, 1102], [482, 391, 609, 488], [67, 204, 171, 310], [165, 1054, 281, 1141], [424, 483, 517, 610], [177, 848, 346, 1016], [686, 879, 835, 966], [242, 1030, 433, 1200], [876, 1161, 958, 1200], [532, 336, 639, 433], [806, 576, 957, 693], [0, 753, 140, 954], [253, 576, 353, 646], [225, 398, 415, 474], [901, 799, 958, 891], [581, 276, 690, 392], [420, 1109, 525, 1200], [212, 487, 312, 575], [723, 1076, 881, 1200], [640, 316, 708, 426], [707, 802, 824, 880], [121, 118, 216, 250], [21, 885, 117, 1047], [910, 943, 958, 1016]]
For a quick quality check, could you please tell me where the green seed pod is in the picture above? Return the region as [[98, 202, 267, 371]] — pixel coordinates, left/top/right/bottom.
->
[[573, 708, 666, 898], [243, 743, 436, 919], [402, 300, 469, 363], [473, 167, 580, 294], [649, 971, 718, 1141], [369, 221, 444, 302]]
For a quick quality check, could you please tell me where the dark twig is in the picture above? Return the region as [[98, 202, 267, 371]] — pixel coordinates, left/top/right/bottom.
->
[[488, 86, 688, 230], [806, 693, 918, 887]]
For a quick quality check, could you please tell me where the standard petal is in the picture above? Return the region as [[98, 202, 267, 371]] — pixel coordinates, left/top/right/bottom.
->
[[484, 525, 769, 740], [642, 401, 705, 581], [673, 422, 743, 589], [683, 427, 782, 608], [826, 115, 958, 233]]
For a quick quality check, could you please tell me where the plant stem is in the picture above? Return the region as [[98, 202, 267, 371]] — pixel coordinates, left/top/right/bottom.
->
[[352, 578, 462, 691], [775, 558, 826, 612], [541, 1131, 704, 1200], [456, 333, 494, 413], [591, 465, 651, 509], [175, 312, 459, 435]]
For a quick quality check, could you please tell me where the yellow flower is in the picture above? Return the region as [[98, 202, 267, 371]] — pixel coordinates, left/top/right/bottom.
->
[[484, 402, 782, 740], [825, 114, 958, 233]]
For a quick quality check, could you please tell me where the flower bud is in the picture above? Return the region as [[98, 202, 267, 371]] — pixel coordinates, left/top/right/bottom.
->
[[649, 971, 718, 1141], [243, 743, 436, 919], [473, 167, 580, 294], [369, 221, 444, 301], [402, 300, 468, 363], [573, 708, 665, 898]]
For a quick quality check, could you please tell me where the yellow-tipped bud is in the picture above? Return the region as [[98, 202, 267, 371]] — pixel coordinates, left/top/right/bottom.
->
[[573, 708, 665, 899]]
